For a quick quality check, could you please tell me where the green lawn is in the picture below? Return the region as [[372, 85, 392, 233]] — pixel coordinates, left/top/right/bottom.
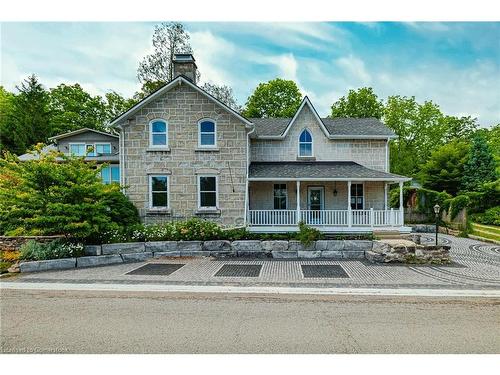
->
[[470, 223, 500, 242]]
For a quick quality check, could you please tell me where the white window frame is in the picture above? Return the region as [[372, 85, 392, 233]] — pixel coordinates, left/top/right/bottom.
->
[[350, 182, 365, 210], [94, 143, 112, 155], [69, 143, 86, 156], [198, 118, 217, 148], [298, 128, 314, 157], [148, 174, 170, 209], [273, 183, 288, 210], [197, 175, 218, 209], [100, 165, 120, 184], [149, 119, 168, 148]]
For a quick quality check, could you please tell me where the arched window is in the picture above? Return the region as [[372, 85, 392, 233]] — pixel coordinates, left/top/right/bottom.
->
[[198, 119, 217, 148], [298, 129, 313, 157], [149, 119, 168, 148]]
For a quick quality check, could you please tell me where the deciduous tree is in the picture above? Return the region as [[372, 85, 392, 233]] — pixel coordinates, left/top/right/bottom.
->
[[330, 87, 384, 119], [242, 78, 302, 118], [201, 82, 241, 111], [461, 134, 498, 192]]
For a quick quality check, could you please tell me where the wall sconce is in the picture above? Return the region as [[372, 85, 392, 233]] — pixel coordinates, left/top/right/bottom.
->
[[333, 182, 338, 197]]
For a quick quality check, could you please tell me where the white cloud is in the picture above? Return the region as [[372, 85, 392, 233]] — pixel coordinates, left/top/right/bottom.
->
[[335, 54, 372, 85]]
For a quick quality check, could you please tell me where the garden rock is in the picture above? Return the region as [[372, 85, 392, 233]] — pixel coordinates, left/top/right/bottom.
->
[[178, 241, 203, 255], [288, 240, 315, 252], [272, 250, 298, 259], [344, 240, 372, 252], [121, 252, 153, 263], [231, 240, 263, 252], [261, 240, 288, 252], [153, 251, 181, 257], [316, 240, 344, 251], [77, 254, 123, 268], [203, 240, 231, 252], [84, 245, 102, 256], [145, 241, 178, 253], [320, 250, 343, 259], [101, 242, 145, 255], [19, 258, 76, 272], [297, 250, 321, 259]]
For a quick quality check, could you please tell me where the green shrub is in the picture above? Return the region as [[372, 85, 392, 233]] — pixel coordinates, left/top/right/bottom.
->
[[296, 222, 322, 246], [0, 148, 140, 241], [19, 239, 85, 261], [471, 207, 500, 226], [444, 195, 470, 220], [389, 186, 451, 216]]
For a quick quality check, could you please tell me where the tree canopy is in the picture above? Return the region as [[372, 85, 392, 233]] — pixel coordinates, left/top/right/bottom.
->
[[201, 82, 241, 111], [419, 140, 470, 196], [137, 22, 193, 95], [330, 87, 384, 119], [461, 134, 498, 192], [242, 78, 302, 118]]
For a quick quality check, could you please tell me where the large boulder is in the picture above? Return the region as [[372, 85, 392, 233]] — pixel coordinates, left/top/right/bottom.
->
[[231, 240, 263, 252], [145, 241, 178, 253], [316, 240, 343, 252], [261, 240, 288, 252], [76, 255, 123, 268], [19, 258, 76, 272], [101, 242, 145, 255], [121, 252, 153, 263], [288, 240, 315, 252], [178, 241, 203, 256]]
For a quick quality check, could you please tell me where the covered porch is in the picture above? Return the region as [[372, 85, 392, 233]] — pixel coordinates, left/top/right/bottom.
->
[[245, 161, 411, 233]]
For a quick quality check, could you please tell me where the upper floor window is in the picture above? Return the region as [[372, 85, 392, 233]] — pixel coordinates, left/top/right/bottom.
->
[[69, 143, 86, 156], [149, 120, 168, 147], [95, 143, 112, 155], [198, 119, 216, 147], [299, 129, 313, 157]]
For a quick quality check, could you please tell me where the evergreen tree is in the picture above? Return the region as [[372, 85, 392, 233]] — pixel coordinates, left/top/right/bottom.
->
[[462, 134, 498, 192]]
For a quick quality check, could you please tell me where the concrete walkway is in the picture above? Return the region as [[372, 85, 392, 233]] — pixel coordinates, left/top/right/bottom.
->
[[2, 234, 499, 291]]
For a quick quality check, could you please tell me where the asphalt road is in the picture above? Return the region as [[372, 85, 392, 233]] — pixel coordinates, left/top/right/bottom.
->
[[1, 289, 499, 354]]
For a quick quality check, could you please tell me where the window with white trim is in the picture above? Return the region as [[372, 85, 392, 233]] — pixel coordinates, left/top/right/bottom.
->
[[69, 143, 86, 156], [198, 176, 217, 208], [95, 143, 111, 155], [350, 183, 364, 210], [273, 184, 288, 209], [299, 129, 313, 157], [198, 119, 216, 147], [100, 165, 120, 184], [149, 120, 168, 147], [149, 175, 169, 208]]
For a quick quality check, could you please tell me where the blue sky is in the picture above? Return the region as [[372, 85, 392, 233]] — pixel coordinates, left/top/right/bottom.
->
[[1, 22, 499, 126]]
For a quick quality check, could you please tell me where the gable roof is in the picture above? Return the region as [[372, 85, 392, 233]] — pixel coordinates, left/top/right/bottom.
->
[[109, 75, 253, 128], [250, 97, 396, 140], [48, 127, 118, 141]]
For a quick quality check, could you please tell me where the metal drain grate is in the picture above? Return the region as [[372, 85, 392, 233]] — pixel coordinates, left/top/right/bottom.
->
[[301, 265, 348, 278], [215, 264, 262, 277], [126, 263, 185, 276]]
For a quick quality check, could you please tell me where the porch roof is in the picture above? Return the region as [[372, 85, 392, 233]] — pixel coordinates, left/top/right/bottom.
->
[[248, 161, 410, 182]]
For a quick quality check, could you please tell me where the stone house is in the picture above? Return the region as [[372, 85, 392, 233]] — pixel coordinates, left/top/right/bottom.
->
[[109, 54, 411, 233]]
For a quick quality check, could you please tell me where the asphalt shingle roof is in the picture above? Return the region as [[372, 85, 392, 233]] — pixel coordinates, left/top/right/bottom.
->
[[248, 161, 408, 180], [249, 117, 395, 138]]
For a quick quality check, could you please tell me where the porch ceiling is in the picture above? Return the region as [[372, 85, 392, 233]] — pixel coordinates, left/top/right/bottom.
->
[[248, 161, 410, 182]]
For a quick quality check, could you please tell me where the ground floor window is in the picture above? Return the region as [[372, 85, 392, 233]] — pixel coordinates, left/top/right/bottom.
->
[[350, 183, 364, 209], [273, 183, 287, 209], [149, 175, 169, 208], [100, 165, 120, 184], [198, 176, 217, 208]]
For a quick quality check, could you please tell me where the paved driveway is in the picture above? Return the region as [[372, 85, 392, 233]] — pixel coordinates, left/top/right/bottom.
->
[[5, 234, 500, 289]]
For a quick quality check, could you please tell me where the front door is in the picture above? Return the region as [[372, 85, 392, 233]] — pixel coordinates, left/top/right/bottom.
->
[[307, 187, 324, 224]]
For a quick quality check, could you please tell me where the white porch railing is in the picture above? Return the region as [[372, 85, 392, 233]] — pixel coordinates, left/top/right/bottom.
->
[[248, 209, 402, 227]]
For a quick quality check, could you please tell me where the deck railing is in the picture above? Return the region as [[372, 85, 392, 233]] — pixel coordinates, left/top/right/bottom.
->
[[248, 209, 402, 227]]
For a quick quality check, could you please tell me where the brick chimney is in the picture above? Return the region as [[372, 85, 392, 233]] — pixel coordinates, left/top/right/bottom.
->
[[173, 54, 197, 84]]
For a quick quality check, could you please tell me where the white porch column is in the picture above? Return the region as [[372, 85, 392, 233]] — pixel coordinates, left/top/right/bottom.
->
[[347, 180, 352, 227], [296, 180, 301, 224], [399, 181, 404, 226], [384, 183, 388, 210]]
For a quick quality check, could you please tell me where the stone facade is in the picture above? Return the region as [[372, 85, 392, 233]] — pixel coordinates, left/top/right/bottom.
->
[[119, 83, 248, 227], [250, 105, 388, 172]]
